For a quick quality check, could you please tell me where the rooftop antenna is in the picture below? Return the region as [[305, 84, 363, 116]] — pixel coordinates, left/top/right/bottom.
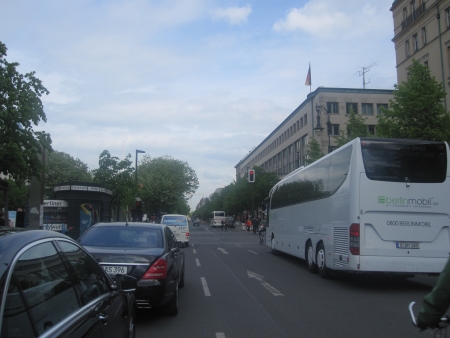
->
[[358, 62, 377, 89]]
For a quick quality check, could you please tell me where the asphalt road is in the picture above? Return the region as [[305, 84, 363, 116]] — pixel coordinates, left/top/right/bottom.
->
[[136, 222, 441, 338]]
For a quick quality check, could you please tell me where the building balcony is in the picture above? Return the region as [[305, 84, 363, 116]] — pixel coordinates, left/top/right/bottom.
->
[[401, 3, 426, 30]]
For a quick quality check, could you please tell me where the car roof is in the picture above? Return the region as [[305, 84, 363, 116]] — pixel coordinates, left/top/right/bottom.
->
[[88, 222, 166, 230], [0, 227, 73, 277]]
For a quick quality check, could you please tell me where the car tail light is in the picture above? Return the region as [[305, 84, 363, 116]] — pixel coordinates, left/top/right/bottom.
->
[[349, 223, 360, 255], [142, 258, 167, 279]]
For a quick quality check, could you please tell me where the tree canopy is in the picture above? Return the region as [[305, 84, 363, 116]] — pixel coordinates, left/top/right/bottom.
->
[[92, 150, 136, 219], [377, 59, 450, 141], [44, 150, 92, 198], [306, 138, 324, 165], [138, 155, 199, 216], [334, 105, 369, 147], [0, 41, 52, 183]]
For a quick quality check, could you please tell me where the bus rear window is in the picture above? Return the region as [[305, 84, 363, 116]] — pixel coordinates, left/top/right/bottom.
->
[[361, 140, 447, 183]]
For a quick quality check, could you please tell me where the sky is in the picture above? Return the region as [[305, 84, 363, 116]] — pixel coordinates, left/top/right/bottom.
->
[[1, 0, 398, 211]]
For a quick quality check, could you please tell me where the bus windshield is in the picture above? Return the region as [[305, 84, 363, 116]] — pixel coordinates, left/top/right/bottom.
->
[[161, 215, 187, 226], [361, 139, 447, 183]]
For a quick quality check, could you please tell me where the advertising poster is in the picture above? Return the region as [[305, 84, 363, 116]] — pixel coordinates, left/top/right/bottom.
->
[[80, 202, 99, 234], [8, 211, 16, 227], [43, 200, 69, 231]]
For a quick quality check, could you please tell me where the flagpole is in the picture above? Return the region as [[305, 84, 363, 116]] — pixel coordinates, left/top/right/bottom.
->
[[309, 63, 311, 93]]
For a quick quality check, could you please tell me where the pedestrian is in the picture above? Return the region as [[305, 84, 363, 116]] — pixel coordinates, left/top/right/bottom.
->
[[252, 217, 259, 234], [221, 219, 225, 230], [246, 219, 252, 232]]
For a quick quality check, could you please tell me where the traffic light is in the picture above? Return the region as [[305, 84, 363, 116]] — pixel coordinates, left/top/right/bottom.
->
[[248, 169, 255, 182]]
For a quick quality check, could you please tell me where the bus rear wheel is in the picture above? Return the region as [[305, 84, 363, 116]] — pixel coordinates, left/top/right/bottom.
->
[[306, 242, 317, 273], [316, 243, 330, 279]]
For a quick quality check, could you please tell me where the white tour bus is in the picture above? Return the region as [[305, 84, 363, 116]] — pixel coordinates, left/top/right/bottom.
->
[[266, 137, 450, 278], [211, 211, 226, 227], [160, 214, 190, 247]]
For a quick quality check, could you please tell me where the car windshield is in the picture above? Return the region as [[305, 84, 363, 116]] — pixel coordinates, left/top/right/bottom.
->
[[161, 216, 187, 226], [79, 227, 163, 248]]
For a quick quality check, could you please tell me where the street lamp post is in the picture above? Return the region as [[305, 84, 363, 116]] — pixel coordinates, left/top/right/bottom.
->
[[314, 104, 332, 153], [135, 149, 146, 182]]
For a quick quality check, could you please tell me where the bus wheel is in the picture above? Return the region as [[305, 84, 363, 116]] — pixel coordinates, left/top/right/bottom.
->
[[306, 242, 317, 273], [271, 237, 278, 255], [316, 243, 330, 279]]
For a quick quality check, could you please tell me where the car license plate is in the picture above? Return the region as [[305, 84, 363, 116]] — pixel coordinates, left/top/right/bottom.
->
[[396, 242, 420, 249], [102, 266, 127, 274]]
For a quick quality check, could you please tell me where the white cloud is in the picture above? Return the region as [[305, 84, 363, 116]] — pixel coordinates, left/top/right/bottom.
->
[[273, 0, 393, 40], [212, 5, 252, 25]]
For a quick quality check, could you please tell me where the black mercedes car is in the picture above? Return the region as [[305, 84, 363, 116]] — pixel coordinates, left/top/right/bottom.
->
[[0, 227, 137, 338], [78, 222, 185, 316]]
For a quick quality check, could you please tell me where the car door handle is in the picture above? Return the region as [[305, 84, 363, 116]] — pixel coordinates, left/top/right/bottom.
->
[[98, 313, 108, 324]]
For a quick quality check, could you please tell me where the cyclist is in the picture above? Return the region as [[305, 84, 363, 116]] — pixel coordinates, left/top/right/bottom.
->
[[221, 219, 227, 231], [416, 258, 450, 329], [258, 220, 266, 244]]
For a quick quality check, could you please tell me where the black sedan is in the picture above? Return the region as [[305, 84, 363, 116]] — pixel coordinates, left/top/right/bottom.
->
[[0, 227, 137, 338], [78, 222, 185, 316]]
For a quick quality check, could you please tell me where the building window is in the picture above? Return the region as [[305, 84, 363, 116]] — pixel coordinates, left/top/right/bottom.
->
[[300, 117, 303, 128], [447, 46, 450, 71], [403, 7, 408, 20], [361, 103, 374, 115], [346, 102, 358, 114], [447, 8, 450, 28], [330, 124, 339, 136], [377, 103, 388, 115], [424, 60, 428, 67], [413, 34, 418, 51], [304, 113, 307, 125], [367, 125, 376, 135], [422, 27, 427, 45], [327, 102, 339, 114], [406, 40, 410, 57], [410, 0, 416, 13]]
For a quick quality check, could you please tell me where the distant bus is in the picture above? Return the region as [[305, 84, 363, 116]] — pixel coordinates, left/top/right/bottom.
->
[[266, 137, 450, 278], [211, 211, 226, 227], [160, 214, 190, 247]]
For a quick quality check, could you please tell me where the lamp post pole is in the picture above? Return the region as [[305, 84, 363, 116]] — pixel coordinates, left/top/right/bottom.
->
[[135, 149, 146, 182], [314, 104, 332, 154]]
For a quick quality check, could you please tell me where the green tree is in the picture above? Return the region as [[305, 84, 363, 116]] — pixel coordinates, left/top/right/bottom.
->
[[44, 150, 92, 198], [138, 155, 199, 217], [92, 150, 136, 220], [306, 138, 324, 165], [4, 179, 28, 210], [377, 59, 450, 141], [0, 41, 52, 182], [334, 105, 369, 147]]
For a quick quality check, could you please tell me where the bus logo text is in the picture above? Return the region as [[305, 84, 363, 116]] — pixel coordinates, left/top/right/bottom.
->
[[378, 196, 438, 207]]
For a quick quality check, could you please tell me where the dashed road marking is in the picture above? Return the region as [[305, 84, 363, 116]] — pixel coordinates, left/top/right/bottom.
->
[[193, 249, 197, 254], [216, 333, 226, 338], [200, 277, 211, 296], [248, 250, 258, 255], [195, 258, 201, 266]]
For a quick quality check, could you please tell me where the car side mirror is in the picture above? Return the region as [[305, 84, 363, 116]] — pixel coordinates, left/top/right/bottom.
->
[[116, 274, 137, 293]]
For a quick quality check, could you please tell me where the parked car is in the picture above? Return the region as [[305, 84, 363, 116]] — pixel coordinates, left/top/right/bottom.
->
[[78, 222, 185, 316], [160, 214, 190, 247], [0, 226, 137, 338]]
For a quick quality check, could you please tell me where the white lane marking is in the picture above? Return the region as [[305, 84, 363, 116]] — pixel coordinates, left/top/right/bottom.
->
[[217, 247, 229, 254], [200, 277, 211, 296], [196, 258, 201, 266], [191, 244, 195, 247], [247, 270, 284, 296], [248, 250, 258, 255], [193, 249, 197, 254], [235, 244, 242, 247], [216, 333, 226, 338]]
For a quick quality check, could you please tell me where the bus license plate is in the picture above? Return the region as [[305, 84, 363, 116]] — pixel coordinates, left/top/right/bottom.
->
[[102, 266, 127, 274], [396, 242, 420, 249]]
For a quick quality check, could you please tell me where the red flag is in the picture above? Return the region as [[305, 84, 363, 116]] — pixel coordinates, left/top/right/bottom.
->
[[305, 64, 311, 86]]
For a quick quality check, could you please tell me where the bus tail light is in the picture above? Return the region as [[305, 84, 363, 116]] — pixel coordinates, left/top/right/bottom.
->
[[186, 232, 190, 238], [350, 223, 360, 255], [142, 258, 168, 279]]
